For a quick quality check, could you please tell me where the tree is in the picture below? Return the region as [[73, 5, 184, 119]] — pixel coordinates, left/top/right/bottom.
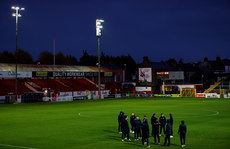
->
[[212, 56, 224, 71], [177, 58, 184, 70], [79, 50, 137, 81], [101, 52, 106, 65], [55, 52, 65, 65], [65, 55, 78, 65], [80, 50, 97, 66], [80, 50, 89, 65], [101, 53, 137, 81], [167, 58, 177, 67], [124, 54, 137, 81], [17, 49, 33, 64], [216, 56, 221, 63], [0, 49, 33, 64], [37, 51, 53, 65], [0, 51, 15, 63], [142, 56, 150, 67]]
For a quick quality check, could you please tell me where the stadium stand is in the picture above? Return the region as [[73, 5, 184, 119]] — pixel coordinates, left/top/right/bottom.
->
[[61, 78, 98, 91], [0, 78, 124, 96], [0, 63, 124, 96], [0, 79, 33, 95], [31, 79, 74, 92]]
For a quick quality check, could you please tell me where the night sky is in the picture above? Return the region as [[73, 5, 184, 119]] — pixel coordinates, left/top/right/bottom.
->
[[0, 0, 230, 63]]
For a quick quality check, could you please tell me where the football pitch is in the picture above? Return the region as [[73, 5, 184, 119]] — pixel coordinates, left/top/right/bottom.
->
[[0, 98, 230, 149]]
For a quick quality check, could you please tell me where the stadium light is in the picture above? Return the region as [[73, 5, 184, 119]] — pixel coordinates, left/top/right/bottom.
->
[[96, 19, 104, 37], [12, 6, 24, 103], [96, 19, 104, 99]]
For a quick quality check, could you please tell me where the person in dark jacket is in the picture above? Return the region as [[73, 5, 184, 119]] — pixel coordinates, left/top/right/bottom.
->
[[134, 116, 142, 140], [178, 120, 187, 147], [164, 120, 172, 146], [122, 112, 125, 122], [159, 113, 166, 136], [144, 115, 148, 123], [142, 116, 150, 148], [153, 119, 160, 145], [151, 113, 157, 137], [121, 116, 131, 141], [130, 112, 136, 133], [169, 113, 173, 138], [118, 111, 124, 133]]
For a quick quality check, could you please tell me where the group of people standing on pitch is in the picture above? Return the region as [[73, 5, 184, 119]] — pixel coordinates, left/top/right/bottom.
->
[[118, 111, 187, 148]]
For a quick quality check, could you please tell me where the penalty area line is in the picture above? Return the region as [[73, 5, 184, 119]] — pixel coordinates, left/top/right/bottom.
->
[[0, 143, 37, 149]]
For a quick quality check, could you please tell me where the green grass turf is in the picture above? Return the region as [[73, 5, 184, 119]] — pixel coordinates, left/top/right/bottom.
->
[[0, 97, 230, 149]]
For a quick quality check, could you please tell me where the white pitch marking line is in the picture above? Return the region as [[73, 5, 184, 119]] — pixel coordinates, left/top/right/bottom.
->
[[0, 143, 37, 149], [207, 110, 220, 116], [77, 112, 90, 117], [174, 110, 220, 118]]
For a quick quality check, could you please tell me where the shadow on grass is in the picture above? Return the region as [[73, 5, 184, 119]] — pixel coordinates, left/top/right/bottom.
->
[[107, 135, 122, 141], [107, 135, 144, 147], [159, 143, 181, 147], [170, 143, 181, 147], [124, 141, 143, 147], [103, 129, 118, 134], [104, 129, 149, 147]]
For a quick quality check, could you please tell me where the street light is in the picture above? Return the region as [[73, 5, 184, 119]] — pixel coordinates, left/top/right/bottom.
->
[[96, 19, 104, 99], [12, 6, 24, 103]]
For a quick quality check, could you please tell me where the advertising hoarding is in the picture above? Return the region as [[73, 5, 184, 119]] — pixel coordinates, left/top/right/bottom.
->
[[138, 67, 152, 83], [0, 71, 32, 78]]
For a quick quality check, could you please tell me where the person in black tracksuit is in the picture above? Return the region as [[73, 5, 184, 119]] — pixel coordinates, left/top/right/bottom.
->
[[159, 113, 166, 136], [169, 113, 173, 137], [130, 112, 136, 133], [142, 117, 150, 147], [151, 113, 157, 137], [178, 120, 187, 147], [144, 115, 148, 123], [118, 111, 124, 133], [164, 120, 172, 146], [134, 116, 142, 140], [121, 116, 131, 141], [153, 119, 160, 145]]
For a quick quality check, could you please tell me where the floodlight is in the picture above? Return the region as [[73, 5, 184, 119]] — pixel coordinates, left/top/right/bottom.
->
[[11, 6, 24, 102], [96, 19, 104, 37], [96, 19, 105, 99]]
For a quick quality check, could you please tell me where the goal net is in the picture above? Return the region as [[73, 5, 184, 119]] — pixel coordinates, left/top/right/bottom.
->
[[181, 88, 196, 97]]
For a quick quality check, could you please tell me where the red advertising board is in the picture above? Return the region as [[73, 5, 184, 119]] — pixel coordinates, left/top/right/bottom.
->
[[196, 93, 206, 98]]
